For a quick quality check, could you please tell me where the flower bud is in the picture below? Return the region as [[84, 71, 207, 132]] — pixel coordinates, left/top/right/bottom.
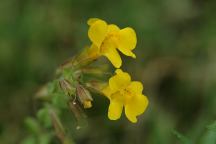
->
[[76, 84, 93, 109]]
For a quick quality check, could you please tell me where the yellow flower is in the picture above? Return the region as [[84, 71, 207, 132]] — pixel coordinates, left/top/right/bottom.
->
[[102, 69, 149, 123], [87, 18, 137, 68]]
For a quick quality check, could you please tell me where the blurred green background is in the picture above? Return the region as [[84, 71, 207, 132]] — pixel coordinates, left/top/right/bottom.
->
[[0, 0, 216, 144]]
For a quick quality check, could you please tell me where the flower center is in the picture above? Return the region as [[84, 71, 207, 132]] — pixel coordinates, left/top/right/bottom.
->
[[100, 33, 118, 53], [120, 88, 133, 104]]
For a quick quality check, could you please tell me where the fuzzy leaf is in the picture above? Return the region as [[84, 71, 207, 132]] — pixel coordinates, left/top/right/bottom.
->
[[36, 107, 52, 128], [25, 117, 40, 134], [21, 136, 37, 144], [200, 121, 216, 144], [51, 92, 69, 109], [38, 133, 52, 144]]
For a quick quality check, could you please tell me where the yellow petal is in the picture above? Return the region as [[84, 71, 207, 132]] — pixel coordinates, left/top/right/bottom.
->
[[108, 98, 123, 120], [127, 81, 143, 95], [102, 85, 113, 99], [103, 47, 122, 68], [125, 94, 148, 123], [88, 20, 108, 48], [87, 18, 100, 26], [109, 69, 131, 92], [117, 27, 137, 58], [115, 69, 123, 75], [118, 27, 137, 50], [107, 24, 120, 33], [118, 47, 136, 58]]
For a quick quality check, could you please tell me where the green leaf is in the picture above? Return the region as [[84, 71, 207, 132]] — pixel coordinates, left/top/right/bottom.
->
[[25, 117, 40, 134], [172, 130, 192, 144], [36, 107, 52, 128], [51, 92, 69, 109], [200, 131, 216, 144], [38, 133, 52, 144], [21, 136, 37, 144], [200, 121, 216, 144], [47, 80, 59, 94], [62, 68, 75, 81], [207, 121, 216, 131]]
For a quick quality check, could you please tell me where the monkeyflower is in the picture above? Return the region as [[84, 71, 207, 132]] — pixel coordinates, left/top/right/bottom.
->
[[87, 18, 137, 68], [102, 69, 148, 123]]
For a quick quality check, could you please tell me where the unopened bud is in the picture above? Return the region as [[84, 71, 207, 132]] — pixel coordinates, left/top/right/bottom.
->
[[76, 84, 93, 109]]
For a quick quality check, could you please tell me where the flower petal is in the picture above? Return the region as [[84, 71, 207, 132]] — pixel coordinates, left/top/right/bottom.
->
[[107, 24, 120, 33], [103, 47, 122, 68], [125, 94, 148, 123], [87, 18, 100, 26], [108, 97, 123, 120], [109, 69, 131, 92], [102, 85, 113, 99], [118, 47, 136, 58], [117, 27, 137, 58], [88, 20, 108, 48], [127, 81, 143, 95]]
